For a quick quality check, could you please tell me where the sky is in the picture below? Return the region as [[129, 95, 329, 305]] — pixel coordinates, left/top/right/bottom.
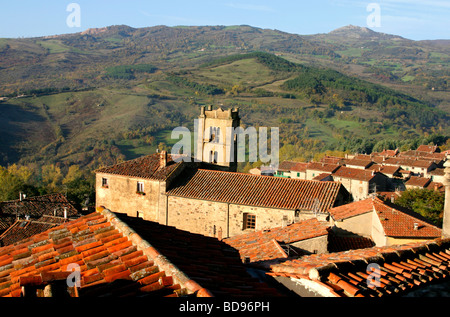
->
[[0, 0, 449, 40]]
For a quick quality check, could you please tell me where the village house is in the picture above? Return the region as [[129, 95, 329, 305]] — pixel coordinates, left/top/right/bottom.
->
[[430, 168, 446, 183], [305, 162, 341, 181], [330, 166, 388, 201], [382, 157, 439, 178], [342, 157, 374, 170], [274, 161, 308, 179]]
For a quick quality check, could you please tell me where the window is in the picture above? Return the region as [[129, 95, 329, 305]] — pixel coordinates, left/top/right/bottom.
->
[[137, 181, 144, 194], [102, 178, 109, 188], [243, 213, 256, 230], [210, 151, 218, 163]]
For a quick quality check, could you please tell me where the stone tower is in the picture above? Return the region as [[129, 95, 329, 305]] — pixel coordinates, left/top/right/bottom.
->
[[443, 160, 450, 238], [196, 105, 240, 172]]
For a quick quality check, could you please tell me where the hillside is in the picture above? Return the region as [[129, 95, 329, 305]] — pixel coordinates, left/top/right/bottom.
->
[[0, 25, 449, 171]]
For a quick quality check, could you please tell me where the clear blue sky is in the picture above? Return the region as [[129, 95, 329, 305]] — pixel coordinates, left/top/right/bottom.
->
[[1, 0, 449, 40]]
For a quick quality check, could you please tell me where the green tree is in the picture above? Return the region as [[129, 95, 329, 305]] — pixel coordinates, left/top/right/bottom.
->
[[395, 188, 444, 226]]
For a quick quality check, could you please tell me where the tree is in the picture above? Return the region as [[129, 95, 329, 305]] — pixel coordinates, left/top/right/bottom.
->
[[0, 166, 40, 201], [41, 164, 63, 193], [395, 188, 444, 226]]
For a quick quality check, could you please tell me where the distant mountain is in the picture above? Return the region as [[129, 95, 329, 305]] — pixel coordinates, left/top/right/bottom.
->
[[327, 25, 406, 40], [0, 24, 448, 169]]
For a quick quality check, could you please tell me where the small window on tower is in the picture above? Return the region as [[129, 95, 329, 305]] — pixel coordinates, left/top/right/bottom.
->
[[102, 178, 109, 188]]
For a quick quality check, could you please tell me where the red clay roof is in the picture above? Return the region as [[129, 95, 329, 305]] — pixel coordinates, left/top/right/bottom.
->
[[329, 197, 441, 238], [167, 168, 346, 212], [0, 209, 213, 297], [224, 219, 329, 263], [307, 162, 341, 173], [319, 156, 346, 165], [95, 153, 182, 180], [278, 161, 308, 172], [343, 158, 373, 168], [328, 198, 374, 221], [373, 198, 441, 238], [383, 157, 436, 168], [368, 164, 401, 175], [0, 194, 81, 246], [332, 166, 379, 181], [416, 145, 439, 153], [269, 238, 450, 297], [405, 176, 432, 187], [0, 193, 79, 220]]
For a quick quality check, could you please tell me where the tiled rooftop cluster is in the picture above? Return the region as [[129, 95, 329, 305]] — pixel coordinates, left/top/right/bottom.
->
[[0, 209, 213, 297], [167, 168, 344, 212], [0, 207, 284, 297], [269, 238, 450, 297], [0, 193, 81, 247]]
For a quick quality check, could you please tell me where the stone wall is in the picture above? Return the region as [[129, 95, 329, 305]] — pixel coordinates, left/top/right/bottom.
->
[[166, 195, 304, 238], [96, 173, 161, 221]]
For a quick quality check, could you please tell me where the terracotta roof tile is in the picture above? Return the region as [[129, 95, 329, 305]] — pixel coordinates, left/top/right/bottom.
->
[[330, 197, 441, 239], [0, 209, 215, 297], [373, 198, 441, 238], [112, 212, 284, 297], [95, 153, 182, 180], [405, 176, 432, 187], [307, 162, 341, 173], [332, 166, 379, 181], [278, 161, 308, 172], [167, 168, 346, 212], [343, 158, 374, 168], [224, 218, 329, 263], [270, 239, 450, 297], [383, 157, 437, 168], [416, 145, 439, 153], [328, 198, 374, 221]]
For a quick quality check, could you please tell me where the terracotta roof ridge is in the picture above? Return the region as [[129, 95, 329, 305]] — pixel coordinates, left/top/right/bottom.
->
[[0, 192, 67, 204], [96, 206, 213, 297], [94, 153, 158, 172], [197, 168, 332, 183], [374, 198, 441, 229]]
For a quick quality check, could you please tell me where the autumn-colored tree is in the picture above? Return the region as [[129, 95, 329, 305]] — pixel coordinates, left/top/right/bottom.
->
[[41, 164, 63, 193]]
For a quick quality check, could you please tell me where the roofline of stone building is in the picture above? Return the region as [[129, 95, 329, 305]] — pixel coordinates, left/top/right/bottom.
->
[[96, 206, 214, 297]]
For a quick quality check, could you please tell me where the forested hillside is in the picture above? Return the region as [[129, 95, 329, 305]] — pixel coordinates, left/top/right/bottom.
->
[[0, 25, 449, 203]]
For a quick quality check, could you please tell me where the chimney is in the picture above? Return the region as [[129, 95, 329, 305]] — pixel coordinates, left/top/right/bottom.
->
[[414, 223, 419, 231], [64, 207, 67, 219], [442, 160, 450, 238], [160, 150, 167, 169]]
